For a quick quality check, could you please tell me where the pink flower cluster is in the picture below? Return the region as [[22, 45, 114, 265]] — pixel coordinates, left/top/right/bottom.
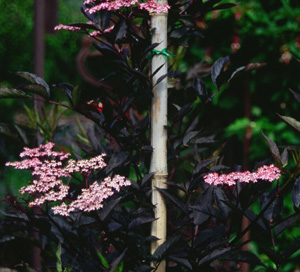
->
[[83, 0, 170, 14], [204, 164, 281, 186], [52, 175, 131, 216], [138, 0, 170, 13], [87, 0, 139, 13], [6, 143, 131, 216], [54, 24, 82, 32]]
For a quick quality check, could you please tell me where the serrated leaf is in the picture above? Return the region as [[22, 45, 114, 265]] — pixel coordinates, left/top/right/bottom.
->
[[168, 256, 192, 270], [154, 73, 168, 87], [278, 114, 300, 134], [190, 187, 214, 225], [227, 66, 245, 83], [155, 188, 189, 215], [194, 226, 225, 248], [292, 177, 300, 208], [141, 172, 155, 187], [110, 249, 127, 272], [280, 148, 288, 166], [223, 250, 264, 267], [193, 76, 210, 101], [113, 19, 127, 43], [100, 196, 122, 221], [214, 187, 231, 219], [289, 88, 300, 104], [100, 10, 111, 30], [260, 186, 283, 223], [211, 56, 230, 89], [152, 235, 182, 260], [81, 4, 99, 24], [16, 72, 50, 97], [198, 248, 230, 266], [128, 217, 155, 230], [0, 87, 30, 99], [261, 131, 281, 164], [183, 131, 200, 145], [23, 83, 50, 99], [193, 157, 219, 175]]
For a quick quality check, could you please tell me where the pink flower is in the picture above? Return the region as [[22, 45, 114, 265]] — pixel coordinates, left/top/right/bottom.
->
[[54, 24, 82, 32], [138, 0, 170, 13], [6, 143, 131, 216], [84, 0, 170, 14], [204, 164, 281, 186]]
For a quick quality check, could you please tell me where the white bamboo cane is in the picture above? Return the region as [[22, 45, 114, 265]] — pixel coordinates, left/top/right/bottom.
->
[[150, 3, 168, 271]]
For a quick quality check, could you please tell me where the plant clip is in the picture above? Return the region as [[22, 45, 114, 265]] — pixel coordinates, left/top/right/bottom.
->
[[146, 48, 175, 60]]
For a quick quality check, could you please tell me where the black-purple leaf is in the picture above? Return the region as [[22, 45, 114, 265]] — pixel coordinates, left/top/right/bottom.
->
[[136, 264, 154, 272], [198, 248, 231, 266], [54, 83, 73, 105], [211, 56, 230, 89], [152, 235, 182, 260], [16, 72, 50, 97], [260, 186, 283, 223], [100, 197, 122, 221], [211, 2, 238, 10], [260, 248, 282, 265], [22, 83, 50, 99], [193, 157, 219, 175], [277, 114, 300, 134], [291, 177, 300, 209], [155, 187, 189, 215], [244, 209, 267, 230], [281, 240, 300, 260], [193, 76, 210, 101], [168, 256, 192, 270], [0, 87, 29, 99], [183, 131, 200, 146], [100, 10, 111, 30], [141, 172, 155, 187], [289, 88, 300, 104], [227, 66, 245, 83], [275, 213, 299, 237], [113, 19, 127, 43], [280, 148, 288, 166], [110, 248, 127, 271], [190, 187, 214, 225], [81, 4, 99, 25], [194, 225, 225, 248], [261, 131, 281, 164], [223, 250, 264, 267], [170, 27, 188, 39], [154, 73, 168, 87], [214, 187, 231, 219], [128, 217, 155, 230], [172, 103, 193, 122], [143, 42, 160, 56]]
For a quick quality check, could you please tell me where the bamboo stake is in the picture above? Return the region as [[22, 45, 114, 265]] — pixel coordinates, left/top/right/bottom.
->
[[150, 4, 168, 272]]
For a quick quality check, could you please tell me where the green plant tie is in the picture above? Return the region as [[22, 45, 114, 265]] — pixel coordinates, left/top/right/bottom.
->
[[146, 48, 175, 60]]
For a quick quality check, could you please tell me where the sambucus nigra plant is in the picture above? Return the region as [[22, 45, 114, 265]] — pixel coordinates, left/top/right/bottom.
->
[[1, 0, 300, 271]]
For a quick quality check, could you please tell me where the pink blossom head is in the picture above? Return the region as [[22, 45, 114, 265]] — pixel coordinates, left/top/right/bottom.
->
[[203, 164, 281, 187]]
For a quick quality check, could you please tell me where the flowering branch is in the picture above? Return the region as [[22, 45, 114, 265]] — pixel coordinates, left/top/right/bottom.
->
[[6, 143, 131, 216], [204, 164, 281, 186]]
